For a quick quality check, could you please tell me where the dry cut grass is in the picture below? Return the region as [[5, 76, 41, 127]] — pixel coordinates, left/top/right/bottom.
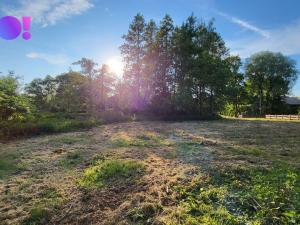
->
[[0, 119, 299, 225]]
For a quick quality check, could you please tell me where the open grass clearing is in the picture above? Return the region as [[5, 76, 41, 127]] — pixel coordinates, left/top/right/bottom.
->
[[0, 119, 299, 225]]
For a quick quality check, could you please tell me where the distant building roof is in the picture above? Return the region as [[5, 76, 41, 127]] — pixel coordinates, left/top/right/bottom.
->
[[284, 96, 300, 105]]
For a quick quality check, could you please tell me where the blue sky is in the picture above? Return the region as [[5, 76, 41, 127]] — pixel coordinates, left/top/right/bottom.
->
[[0, 0, 300, 95]]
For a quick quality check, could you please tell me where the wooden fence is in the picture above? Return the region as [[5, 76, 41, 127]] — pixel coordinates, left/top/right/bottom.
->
[[265, 115, 300, 120]]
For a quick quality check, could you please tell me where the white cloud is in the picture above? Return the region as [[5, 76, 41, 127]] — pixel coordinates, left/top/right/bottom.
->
[[26, 52, 69, 65], [217, 11, 270, 38], [227, 20, 300, 58], [2, 0, 93, 27]]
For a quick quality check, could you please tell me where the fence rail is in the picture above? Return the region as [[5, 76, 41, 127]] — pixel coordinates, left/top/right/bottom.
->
[[265, 115, 300, 120]]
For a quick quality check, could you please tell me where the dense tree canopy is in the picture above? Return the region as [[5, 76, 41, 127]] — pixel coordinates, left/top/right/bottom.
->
[[0, 73, 31, 120], [245, 51, 298, 115], [0, 14, 298, 125]]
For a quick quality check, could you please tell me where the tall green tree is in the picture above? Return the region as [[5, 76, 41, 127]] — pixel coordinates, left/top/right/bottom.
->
[[172, 15, 197, 113], [96, 64, 116, 110], [25, 75, 56, 111], [143, 19, 158, 105], [245, 51, 298, 115], [73, 58, 98, 114], [55, 72, 87, 113], [120, 13, 146, 111], [224, 56, 246, 117], [0, 73, 31, 121], [151, 15, 174, 114]]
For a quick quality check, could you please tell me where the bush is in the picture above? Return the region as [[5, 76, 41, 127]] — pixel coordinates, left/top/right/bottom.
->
[[98, 110, 131, 123], [0, 115, 101, 140]]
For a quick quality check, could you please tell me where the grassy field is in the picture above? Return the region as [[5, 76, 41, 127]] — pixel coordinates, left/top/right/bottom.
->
[[0, 119, 299, 225]]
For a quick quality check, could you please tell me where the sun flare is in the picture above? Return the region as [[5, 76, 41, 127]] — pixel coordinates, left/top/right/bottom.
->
[[106, 57, 124, 78]]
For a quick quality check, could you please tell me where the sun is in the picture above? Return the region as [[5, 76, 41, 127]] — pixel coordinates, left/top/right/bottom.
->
[[106, 57, 124, 78]]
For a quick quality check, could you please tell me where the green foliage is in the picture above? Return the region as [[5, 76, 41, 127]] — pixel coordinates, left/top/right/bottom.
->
[[2, 14, 299, 142], [245, 51, 298, 115], [0, 74, 32, 121], [36, 117, 98, 133], [221, 103, 236, 117], [25, 75, 57, 112], [0, 114, 100, 140], [78, 159, 144, 188], [168, 165, 300, 225], [98, 110, 131, 123], [55, 72, 87, 113], [121, 14, 242, 116], [224, 56, 247, 117]]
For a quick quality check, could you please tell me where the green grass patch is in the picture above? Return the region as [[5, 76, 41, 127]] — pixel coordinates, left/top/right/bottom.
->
[[22, 187, 64, 225], [78, 159, 144, 188], [112, 137, 150, 147], [59, 151, 83, 169], [0, 151, 24, 179], [165, 142, 202, 159], [112, 132, 170, 148], [227, 146, 263, 156], [167, 164, 300, 225], [50, 135, 88, 145], [22, 206, 49, 225]]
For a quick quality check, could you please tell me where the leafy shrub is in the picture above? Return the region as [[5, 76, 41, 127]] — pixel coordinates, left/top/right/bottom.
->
[[0, 74, 33, 121], [98, 110, 131, 123], [221, 103, 236, 117], [0, 115, 101, 140]]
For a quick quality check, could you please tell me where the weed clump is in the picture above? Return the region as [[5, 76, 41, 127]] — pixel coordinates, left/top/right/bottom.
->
[[22, 187, 64, 225], [126, 202, 163, 224], [78, 159, 144, 188], [23, 206, 49, 225], [165, 165, 300, 225]]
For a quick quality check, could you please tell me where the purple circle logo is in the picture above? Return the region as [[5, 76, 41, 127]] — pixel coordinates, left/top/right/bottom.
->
[[0, 16, 22, 40]]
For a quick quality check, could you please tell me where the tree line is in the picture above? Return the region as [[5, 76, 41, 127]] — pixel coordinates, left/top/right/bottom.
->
[[0, 13, 298, 123]]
